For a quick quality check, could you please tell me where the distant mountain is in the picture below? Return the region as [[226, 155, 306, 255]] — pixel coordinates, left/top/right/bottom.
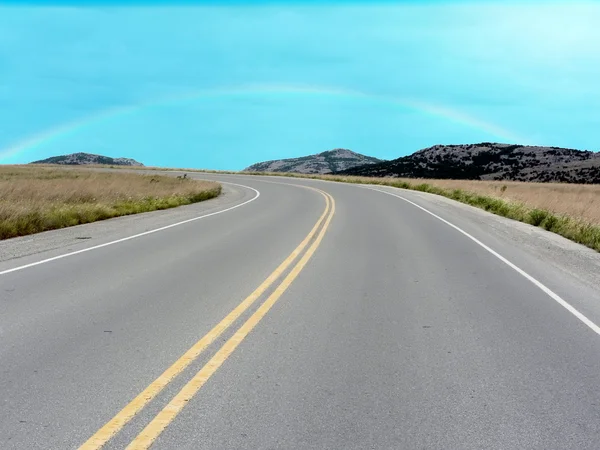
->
[[340, 143, 600, 184], [30, 152, 144, 167], [244, 149, 383, 174]]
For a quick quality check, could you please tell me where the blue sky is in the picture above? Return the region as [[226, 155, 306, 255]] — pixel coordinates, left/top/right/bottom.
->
[[0, 1, 599, 169]]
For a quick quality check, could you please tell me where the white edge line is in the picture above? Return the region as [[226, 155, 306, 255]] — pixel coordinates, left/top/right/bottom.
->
[[0, 182, 260, 276], [364, 185, 600, 337]]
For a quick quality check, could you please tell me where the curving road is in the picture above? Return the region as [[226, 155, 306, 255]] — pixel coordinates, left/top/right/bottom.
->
[[2, 173, 600, 449]]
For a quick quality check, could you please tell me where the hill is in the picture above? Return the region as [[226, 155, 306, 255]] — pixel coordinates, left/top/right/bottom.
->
[[244, 149, 383, 174], [340, 143, 600, 183], [30, 152, 144, 167]]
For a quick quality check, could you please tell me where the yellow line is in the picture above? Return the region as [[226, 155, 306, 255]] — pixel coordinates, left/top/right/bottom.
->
[[126, 193, 336, 449], [79, 188, 331, 450]]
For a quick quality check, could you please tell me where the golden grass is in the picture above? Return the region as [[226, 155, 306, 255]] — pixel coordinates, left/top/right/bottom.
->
[[278, 174, 600, 251], [117, 166, 600, 224], [0, 165, 221, 239], [176, 169, 600, 226], [394, 178, 600, 226], [68, 164, 600, 251]]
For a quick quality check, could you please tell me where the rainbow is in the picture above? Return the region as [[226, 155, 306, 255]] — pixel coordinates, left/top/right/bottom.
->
[[0, 84, 525, 162]]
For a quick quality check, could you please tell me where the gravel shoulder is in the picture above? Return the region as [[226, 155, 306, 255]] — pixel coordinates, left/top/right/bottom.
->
[[0, 181, 251, 268], [361, 182, 600, 327]]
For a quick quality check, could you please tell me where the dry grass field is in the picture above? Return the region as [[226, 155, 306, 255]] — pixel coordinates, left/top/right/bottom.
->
[[125, 167, 600, 225], [207, 170, 600, 251], [315, 176, 600, 226], [0, 165, 221, 239], [78, 164, 600, 252], [310, 174, 600, 251], [393, 178, 600, 226]]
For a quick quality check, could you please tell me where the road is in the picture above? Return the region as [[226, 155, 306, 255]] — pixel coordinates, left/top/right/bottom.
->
[[2, 173, 600, 449]]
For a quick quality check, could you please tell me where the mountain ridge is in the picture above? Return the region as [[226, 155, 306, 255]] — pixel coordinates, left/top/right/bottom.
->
[[339, 143, 600, 184], [244, 149, 383, 174], [30, 152, 144, 167]]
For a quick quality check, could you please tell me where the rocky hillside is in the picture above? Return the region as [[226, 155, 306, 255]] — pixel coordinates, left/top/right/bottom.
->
[[340, 143, 600, 183], [30, 152, 144, 166], [244, 149, 383, 174]]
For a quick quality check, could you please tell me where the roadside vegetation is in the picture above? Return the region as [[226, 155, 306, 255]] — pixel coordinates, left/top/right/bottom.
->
[[78, 164, 600, 252], [0, 166, 221, 240], [297, 174, 600, 252]]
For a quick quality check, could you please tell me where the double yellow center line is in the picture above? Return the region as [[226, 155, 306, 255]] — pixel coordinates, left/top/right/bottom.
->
[[80, 185, 335, 449]]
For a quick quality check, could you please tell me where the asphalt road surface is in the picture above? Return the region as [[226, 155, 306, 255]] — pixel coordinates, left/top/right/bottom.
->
[[2, 173, 600, 450]]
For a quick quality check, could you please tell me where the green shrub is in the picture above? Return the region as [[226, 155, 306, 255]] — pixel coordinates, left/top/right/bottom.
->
[[528, 209, 550, 226]]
